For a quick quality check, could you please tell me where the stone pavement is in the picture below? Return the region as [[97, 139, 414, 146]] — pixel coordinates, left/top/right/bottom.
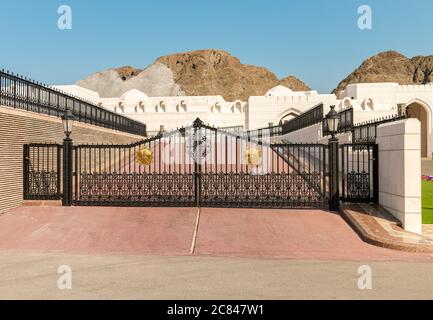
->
[[0, 205, 431, 261], [341, 203, 433, 253], [0, 252, 433, 299]]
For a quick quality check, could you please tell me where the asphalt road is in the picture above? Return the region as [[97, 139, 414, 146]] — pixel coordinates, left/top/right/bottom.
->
[[1, 252, 433, 299]]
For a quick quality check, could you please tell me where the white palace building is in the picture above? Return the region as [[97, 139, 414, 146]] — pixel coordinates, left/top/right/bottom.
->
[[55, 82, 433, 158]]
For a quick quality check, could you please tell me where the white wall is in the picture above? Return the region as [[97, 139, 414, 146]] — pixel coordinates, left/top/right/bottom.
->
[[280, 123, 322, 143], [376, 119, 422, 234], [247, 93, 337, 130]]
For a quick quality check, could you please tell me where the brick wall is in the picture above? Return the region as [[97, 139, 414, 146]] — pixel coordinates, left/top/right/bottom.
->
[[0, 106, 143, 214]]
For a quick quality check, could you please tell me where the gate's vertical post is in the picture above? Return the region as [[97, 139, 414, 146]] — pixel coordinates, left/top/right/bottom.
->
[[372, 144, 379, 203], [326, 105, 340, 211], [57, 144, 61, 199], [23, 144, 30, 199], [328, 137, 339, 211], [62, 137, 73, 206], [193, 118, 203, 207], [61, 107, 75, 207]]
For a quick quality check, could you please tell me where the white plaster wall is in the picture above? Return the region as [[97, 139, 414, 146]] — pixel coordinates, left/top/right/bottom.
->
[[53, 85, 101, 104], [247, 93, 337, 130], [376, 119, 422, 234], [280, 123, 322, 143]]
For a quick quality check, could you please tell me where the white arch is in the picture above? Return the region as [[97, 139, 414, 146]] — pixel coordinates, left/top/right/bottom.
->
[[404, 98, 432, 132], [405, 98, 433, 158], [157, 100, 166, 112], [341, 97, 352, 110], [277, 107, 303, 122], [362, 98, 374, 110], [177, 100, 187, 112], [213, 102, 221, 113], [404, 98, 432, 115], [230, 100, 243, 113], [138, 101, 145, 112]]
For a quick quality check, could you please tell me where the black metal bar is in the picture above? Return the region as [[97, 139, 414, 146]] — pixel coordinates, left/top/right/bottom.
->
[[23, 144, 30, 199], [372, 144, 379, 203], [62, 137, 73, 206], [328, 138, 339, 211], [57, 144, 61, 198], [74, 146, 78, 204]]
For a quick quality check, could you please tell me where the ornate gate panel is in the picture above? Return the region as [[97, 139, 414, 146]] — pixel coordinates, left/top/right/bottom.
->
[[71, 119, 329, 208], [197, 124, 328, 208], [340, 143, 378, 203], [23, 143, 62, 200], [74, 126, 197, 206]]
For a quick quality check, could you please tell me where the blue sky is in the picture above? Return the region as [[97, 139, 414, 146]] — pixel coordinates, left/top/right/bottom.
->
[[0, 0, 432, 93]]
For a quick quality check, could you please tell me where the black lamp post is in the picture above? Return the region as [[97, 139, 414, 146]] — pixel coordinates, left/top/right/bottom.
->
[[326, 105, 340, 139], [61, 107, 75, 206], [326, 105, 340, 211]]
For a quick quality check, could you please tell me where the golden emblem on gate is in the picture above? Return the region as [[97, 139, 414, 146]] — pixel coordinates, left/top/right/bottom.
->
[[136, 147, 153, 165], [244, 148, 262, 166]]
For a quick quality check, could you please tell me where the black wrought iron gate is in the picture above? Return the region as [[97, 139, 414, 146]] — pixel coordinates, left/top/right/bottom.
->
[[23, 143, 62, 200], [23, 119, 378, 208], [340, 143, 378, 203], [72, 119, 328, 208]]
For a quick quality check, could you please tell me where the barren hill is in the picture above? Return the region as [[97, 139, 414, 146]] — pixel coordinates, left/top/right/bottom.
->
[[334, 51, 433, 95], [77, 49, 310, 101]]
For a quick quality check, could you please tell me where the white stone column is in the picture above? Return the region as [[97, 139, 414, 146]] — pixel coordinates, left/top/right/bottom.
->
[[376, 118, 422, 234]]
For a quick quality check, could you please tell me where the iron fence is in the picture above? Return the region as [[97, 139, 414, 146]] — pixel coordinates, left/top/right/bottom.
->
[[282, 103, 324, 135], [0, 69, 146, 136], [352, 114, 406, 143]]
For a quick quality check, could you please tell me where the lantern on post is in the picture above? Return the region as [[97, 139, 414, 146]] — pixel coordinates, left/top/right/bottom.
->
[[326, 105, 340, 211], [61, 107, 76, 206], [325, 105, 339, 139]]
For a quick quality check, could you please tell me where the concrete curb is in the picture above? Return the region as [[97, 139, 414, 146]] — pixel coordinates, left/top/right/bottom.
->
[[340, 204, 433, 254]]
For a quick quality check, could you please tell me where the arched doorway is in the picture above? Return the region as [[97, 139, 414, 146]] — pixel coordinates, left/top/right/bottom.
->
[[406, 102, 429, 157], [279, 112, 299, 125]]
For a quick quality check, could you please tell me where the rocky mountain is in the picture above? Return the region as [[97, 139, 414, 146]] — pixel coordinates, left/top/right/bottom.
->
[[333, 51, 433, 95], [76, 49, 310, 101]]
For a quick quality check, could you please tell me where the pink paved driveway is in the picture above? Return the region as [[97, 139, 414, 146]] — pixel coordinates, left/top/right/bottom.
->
[[0, 206, 197, 255], [194, 208, 432, 261], [0, 206, 431, 261]]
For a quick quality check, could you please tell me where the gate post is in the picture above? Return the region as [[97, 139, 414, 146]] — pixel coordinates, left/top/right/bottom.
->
[[62, 137, 73, 206], [23, 144, 30, 199], [328, 137, 339, 211], [372, 144, 379, 203]]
